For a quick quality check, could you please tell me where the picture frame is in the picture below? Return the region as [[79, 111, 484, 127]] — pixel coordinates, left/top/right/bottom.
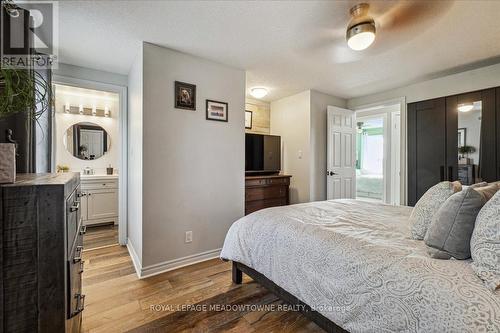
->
[[206, 100, 228, 122], [175, 81, 196, 110], [245, 110, 253, 129]]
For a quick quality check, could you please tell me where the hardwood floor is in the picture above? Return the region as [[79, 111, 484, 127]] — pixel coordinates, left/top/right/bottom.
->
[[84, 224, 119, 250], [82, 245, 324, 332]]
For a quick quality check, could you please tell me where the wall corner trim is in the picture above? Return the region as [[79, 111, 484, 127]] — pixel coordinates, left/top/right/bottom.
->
[[127, 240, 142, 279], [137, 248, 222, 279]]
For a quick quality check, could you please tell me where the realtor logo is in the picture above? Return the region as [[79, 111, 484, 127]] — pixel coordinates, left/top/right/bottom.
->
[[1, 0, 58, 68]]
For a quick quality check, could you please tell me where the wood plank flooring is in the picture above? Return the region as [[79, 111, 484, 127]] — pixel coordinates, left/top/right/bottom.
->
[[82, 245, 324, 332], [83, 224, 119, 250]]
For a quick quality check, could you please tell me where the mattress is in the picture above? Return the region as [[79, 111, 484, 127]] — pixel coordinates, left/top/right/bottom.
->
[[220, 199, 500, 333]]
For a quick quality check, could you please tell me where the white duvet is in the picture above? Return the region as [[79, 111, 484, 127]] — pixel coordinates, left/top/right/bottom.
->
[[220, 199, 500, 333]]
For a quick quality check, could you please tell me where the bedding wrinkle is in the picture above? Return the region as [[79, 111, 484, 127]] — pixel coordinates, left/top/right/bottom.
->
[[220, 199, 500, 333]]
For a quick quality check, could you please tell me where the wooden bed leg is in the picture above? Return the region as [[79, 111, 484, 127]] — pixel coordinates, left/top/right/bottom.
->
[[232, 262, 242, 284]]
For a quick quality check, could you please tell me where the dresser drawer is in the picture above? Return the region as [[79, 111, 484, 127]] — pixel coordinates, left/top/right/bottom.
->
[[245, 177, 290, 187], [81, 179, 118, 190], [246, 186, 287, 201], [66, 188, 81, 256], [245, 178, 268, 187], [245, 198, 287, 215]]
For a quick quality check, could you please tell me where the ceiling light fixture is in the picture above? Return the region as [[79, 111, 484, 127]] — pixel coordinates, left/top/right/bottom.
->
[[250, 87, 268, 99], [458, 103, 474, 112], [346, 3, 376, 51]]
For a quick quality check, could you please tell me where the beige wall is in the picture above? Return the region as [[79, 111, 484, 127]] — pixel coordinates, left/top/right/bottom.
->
[[348, 62, 500, 108], [271, 90, 311, 204], [140, 43, 245, 270], [127, 45, 144, 263], [245, 98, 270, 134]]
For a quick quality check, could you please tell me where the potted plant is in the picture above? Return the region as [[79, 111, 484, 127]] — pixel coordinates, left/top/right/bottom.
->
[[458, 145, 476, 165]]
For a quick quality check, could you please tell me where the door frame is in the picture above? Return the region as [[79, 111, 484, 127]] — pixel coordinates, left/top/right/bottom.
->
[[52, 75, 128, 245], [353, 97, 407, 205]]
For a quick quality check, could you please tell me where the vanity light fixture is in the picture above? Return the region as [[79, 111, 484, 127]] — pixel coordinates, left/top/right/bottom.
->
[[78, 104, 84, 114], [92, 105, 97, 116], [104, 106, 110, 117], [346, 3, 376, 51], [457, 103, 474, 112], [250, 87, 268, 99]]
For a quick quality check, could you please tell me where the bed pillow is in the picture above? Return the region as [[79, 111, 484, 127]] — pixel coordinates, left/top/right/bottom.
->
[[424, 187, 485, 259], [410, 181, 462, 240], [470, 190, 500, 291], [474, 183, 500, 202]]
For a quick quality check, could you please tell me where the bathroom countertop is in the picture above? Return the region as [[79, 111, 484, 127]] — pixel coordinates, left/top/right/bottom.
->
[[80, 174, 119, 181]]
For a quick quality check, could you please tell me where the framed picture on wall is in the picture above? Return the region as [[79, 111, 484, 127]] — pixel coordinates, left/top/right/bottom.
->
[[175, 81, 196, 110], [245, 110, 252, 129], [206, 100, 228, 122]]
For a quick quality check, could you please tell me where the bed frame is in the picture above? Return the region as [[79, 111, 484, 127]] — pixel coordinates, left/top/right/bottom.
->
[[232, 261, 348, 333]]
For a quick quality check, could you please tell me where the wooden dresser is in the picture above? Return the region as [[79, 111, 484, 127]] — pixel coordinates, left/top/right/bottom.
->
[[245, 174, 292, 215], [0, 173, 84, 332]]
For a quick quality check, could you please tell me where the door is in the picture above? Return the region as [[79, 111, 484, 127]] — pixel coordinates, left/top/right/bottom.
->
[[86, 189, 118, 221], [327, 106, 356, 200], [408, 98, 447, 206]]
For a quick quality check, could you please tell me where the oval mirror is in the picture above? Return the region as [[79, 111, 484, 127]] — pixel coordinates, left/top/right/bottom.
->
[[64, 122, 111, 160]]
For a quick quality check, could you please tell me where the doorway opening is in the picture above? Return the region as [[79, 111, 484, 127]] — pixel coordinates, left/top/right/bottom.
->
[[355, 103, 401, 205]]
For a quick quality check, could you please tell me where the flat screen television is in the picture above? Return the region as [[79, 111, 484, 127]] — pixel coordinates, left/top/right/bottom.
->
[[245, 133, 281, 174]]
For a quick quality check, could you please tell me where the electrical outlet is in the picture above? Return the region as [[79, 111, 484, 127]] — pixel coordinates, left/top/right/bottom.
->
[[185, 231, 193, 243]]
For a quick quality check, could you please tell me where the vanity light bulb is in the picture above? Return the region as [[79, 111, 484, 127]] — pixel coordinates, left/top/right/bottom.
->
[[104, 106, 110, 117], [79, 105, 84, 114], [92, 106, 97, 116]]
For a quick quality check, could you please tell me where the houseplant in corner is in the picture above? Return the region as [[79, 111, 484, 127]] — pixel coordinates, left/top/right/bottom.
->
[[458, 145, 476, 165]]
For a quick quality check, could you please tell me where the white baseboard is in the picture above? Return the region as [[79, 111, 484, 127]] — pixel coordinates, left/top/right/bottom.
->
[[139, 248, 222, 279], [126, 239, 142, 278]]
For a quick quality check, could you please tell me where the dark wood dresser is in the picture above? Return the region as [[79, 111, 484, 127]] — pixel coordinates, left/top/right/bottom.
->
[[0, 173, 84, 332], [245, 174, 292, 215]]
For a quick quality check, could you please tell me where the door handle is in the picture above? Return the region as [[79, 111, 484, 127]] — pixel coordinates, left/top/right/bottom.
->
[[328, 171, 337, 176]]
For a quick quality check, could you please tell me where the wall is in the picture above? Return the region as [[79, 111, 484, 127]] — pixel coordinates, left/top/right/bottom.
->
[[54, 63, 128, 87], [309, 90, 347, 201], [348, 62, 500, 108], [127, 46, 144, 265], [245, 98, 270, 134], [54, 85, 120, 174], [140, 43, 245, 270]]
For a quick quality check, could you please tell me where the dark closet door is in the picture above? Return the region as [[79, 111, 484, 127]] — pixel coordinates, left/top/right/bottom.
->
[[478, 88, 496, 182], [408, 98, 447, 206]]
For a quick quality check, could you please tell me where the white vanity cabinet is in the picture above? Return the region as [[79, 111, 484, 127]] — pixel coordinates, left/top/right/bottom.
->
[[80, 175, 118, 226]]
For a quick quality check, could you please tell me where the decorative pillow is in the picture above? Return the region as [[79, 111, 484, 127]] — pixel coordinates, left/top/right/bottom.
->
[[424, 187, 485, 259], [470, 190, 500, 291], [410, 181, 462, 240], [470, 182, 488, 188], [474, 183, 500, 202]]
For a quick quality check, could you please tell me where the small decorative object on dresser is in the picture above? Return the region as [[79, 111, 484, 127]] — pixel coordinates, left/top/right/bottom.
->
[[206, 99, 228, 122], [174, 81, 196, 110], [0, 143, 15, 183], [245, 174, 291, 215], [0, 173, 84, 332]]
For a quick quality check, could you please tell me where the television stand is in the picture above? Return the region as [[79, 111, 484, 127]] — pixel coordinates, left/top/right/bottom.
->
[[245, 174, 292, 215]]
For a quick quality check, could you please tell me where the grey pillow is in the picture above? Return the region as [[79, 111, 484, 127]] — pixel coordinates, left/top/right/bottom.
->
[[410, 181, 462, 240], [470, 190, 500, 291], [424, 187, 485, 259]]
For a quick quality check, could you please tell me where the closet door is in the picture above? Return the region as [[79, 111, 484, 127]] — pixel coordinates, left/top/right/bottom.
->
[[478, 88, 496, 182], [408, 98, 447, 206]]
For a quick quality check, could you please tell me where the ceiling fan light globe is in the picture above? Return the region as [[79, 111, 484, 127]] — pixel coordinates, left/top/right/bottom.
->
[[346, 23, 376, 51]]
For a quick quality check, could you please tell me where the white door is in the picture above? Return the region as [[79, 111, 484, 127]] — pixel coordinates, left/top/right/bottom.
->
[[327, 106, 356, 200]]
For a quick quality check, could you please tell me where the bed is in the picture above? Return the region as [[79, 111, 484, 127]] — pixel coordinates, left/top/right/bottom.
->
[[220, 199, 500, 333], [355, 171, 383, 199]]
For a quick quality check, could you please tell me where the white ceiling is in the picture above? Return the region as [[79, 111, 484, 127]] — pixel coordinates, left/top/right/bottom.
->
[[56, 0, 500, 102]]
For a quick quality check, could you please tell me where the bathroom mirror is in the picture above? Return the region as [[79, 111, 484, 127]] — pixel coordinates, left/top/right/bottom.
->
[[64, 122, 111, 160]]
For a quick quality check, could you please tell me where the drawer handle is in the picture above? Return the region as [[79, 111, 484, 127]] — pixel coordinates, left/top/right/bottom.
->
[[70, 202, 80, 212], [73, 245, 84, 263], [77, 192, 87, 197], [79, 260, 85, 274], [79, 225, 87, 235], [72, 294, 86, 317]]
